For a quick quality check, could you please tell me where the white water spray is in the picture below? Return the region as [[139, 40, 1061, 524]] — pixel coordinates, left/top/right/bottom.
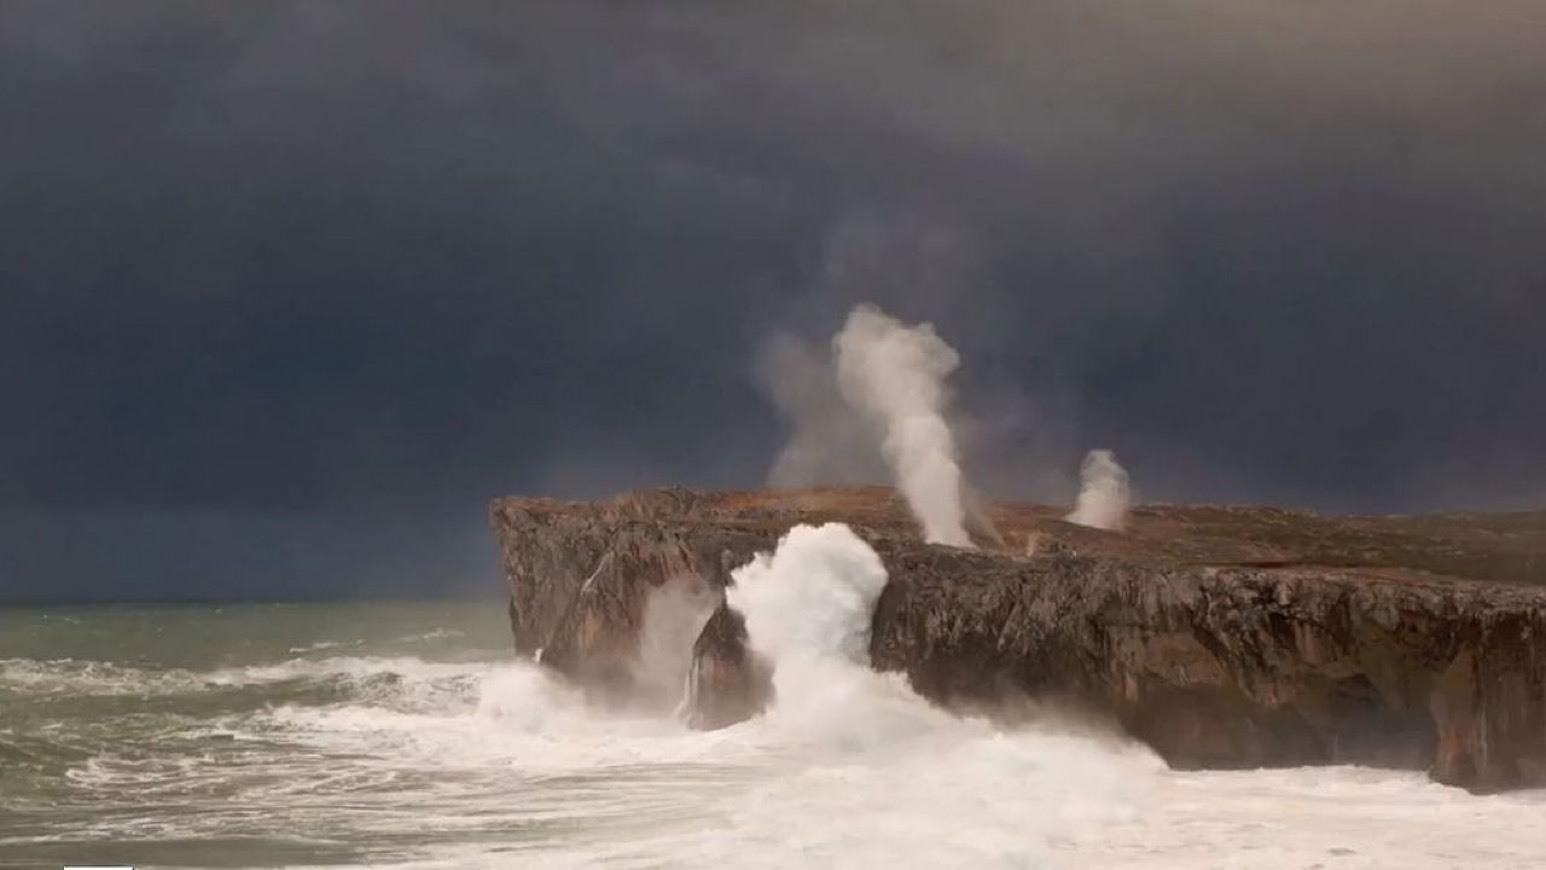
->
[[726, 523, 887, 668], [833, 305, 973, 547], [726, 522, 966, 748], [1066, 449, 1132, 531], [632, 575, 719, 711]]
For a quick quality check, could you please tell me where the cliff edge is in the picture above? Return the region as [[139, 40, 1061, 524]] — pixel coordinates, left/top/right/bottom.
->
[[490, 486, 1546, 792]]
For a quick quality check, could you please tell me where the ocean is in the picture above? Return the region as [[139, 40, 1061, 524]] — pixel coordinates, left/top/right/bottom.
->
[[3, 589, 1545, 869]]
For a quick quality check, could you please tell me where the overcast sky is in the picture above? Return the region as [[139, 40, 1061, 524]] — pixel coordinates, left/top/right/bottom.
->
[[3, 1, 1544, 600]]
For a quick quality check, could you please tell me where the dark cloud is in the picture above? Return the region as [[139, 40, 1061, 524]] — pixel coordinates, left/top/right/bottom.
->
[[2, 1, 1544, 598]]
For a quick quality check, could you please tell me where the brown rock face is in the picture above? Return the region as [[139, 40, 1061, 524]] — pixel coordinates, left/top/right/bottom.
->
[[683, 603, 774, 730], [490, 486, 1546, 792], [492, 488, 771, 710]]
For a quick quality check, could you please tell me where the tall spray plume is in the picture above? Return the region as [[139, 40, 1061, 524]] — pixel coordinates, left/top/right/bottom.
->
[[1065, 449, 1131, 531], [726, 522, 950, 746], [833, 304, 974, 548], [727, 523, 888, 670]]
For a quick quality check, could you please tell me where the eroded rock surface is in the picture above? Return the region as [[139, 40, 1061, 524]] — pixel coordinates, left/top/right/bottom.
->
[[490, 486, 1546, 792], [682, 603, 774, 730]]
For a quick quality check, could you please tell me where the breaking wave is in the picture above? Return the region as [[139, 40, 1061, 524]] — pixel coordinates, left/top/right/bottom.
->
[[0, 655, 494, 723], [7, 544, 1545, 868]]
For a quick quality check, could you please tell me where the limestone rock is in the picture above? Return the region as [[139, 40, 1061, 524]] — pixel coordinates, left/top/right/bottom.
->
[[683, 603, 774, 730], [490, 486, 1546, 792]]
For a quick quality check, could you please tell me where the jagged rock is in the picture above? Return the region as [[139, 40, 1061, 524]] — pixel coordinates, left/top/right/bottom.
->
[[490, 486, 1546, 792], [491, 488, 770, 709], [683, 603, 774, 730]]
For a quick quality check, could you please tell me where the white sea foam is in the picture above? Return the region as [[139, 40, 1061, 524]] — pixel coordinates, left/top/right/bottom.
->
[[726, 522, 963, 750], [259, 523, 1546, 869], [16, 563, 1546, 868], [0, 654, 488, 698], [287, 637, 378, 653], [44, 644, 1546, 870]]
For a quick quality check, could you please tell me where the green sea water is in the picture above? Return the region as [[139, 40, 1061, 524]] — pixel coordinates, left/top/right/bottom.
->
[[0, 602, 525, 868], [4, 599, 1544, 870]]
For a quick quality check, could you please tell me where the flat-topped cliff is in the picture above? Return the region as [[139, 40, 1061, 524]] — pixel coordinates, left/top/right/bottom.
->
[[490, 486, 1546, 792]]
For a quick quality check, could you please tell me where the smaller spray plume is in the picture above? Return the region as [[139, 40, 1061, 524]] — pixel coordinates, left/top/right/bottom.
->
[[833, 304, 973, 548], [1065, 449, 1131, 531]]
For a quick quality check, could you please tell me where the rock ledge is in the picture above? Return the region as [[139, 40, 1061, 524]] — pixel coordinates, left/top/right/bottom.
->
[[490, 486, 1546, 792]]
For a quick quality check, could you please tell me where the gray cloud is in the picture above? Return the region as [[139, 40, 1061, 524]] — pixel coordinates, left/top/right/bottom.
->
[[2, 1, 1544, 596]]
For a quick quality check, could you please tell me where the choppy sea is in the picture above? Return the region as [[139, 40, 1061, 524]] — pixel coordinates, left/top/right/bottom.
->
[[4, 564, 1544, 869]]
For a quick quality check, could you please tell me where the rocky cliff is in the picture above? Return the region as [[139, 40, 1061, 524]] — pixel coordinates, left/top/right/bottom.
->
[[490, 486, 1546, 792]]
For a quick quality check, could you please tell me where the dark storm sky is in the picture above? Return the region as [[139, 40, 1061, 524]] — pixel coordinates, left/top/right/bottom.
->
[[3, 1, 1545, 600]]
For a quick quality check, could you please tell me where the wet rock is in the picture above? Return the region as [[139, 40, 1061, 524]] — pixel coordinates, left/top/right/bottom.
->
[[491, 486, 1546, 792], [682, 603, 774, 730]]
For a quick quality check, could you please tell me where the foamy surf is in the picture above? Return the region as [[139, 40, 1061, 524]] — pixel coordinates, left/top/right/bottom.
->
[[4, 570, 1545, 868]]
